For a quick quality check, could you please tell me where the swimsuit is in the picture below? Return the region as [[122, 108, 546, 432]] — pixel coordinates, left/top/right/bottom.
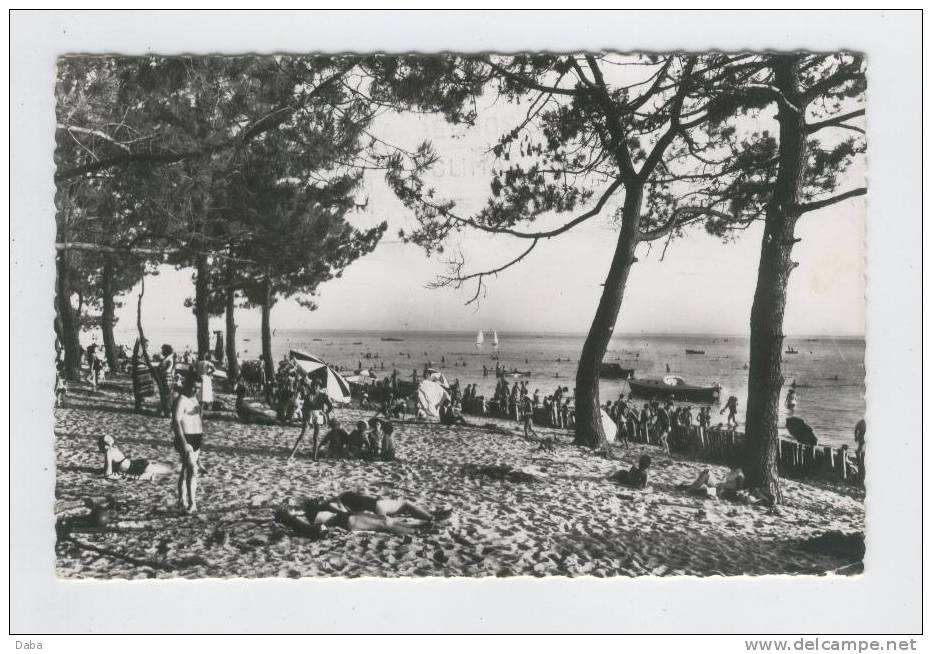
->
[[174, 433, 203, 453]]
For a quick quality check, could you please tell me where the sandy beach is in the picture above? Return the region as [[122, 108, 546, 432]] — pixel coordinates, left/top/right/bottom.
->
[[54, 378, 865, 579]]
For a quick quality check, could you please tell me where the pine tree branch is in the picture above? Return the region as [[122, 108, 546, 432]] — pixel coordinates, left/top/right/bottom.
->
[[805, 108, 866, 134], [432, 239, 540, 306], [428, 178, 623, 240], [487, 61, 583, 97], [795, 187, 867, 214], [55, 66, 350, 182]]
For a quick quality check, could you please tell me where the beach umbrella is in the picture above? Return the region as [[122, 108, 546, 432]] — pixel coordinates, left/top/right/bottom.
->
[[600, 408, 618, 443], [417, 379, 450, 419], [425, 368, 450, 387], [289, 350, 352, 403]]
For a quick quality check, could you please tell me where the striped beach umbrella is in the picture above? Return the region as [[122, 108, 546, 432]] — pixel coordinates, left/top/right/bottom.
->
[[289, 350, 352, 403]]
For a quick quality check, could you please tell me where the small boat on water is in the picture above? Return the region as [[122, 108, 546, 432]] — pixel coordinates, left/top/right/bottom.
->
[[685, 349, 706, 355], [475, 330, 484, 348], [497, 369, 531, 378], [381, 337, 404, 342], [353, 342, 363, 345], [628, 375, 721, 402], [599, 363, 635, 379], [785, 346, 799, 354]]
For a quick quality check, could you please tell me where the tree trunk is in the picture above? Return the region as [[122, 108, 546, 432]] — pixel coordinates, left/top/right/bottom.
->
[[101, 258, 120, 371], [261, 280, 274, 380], [225, 285, 239, 387], [574, 186, 643, 448], [742, 57, 807, 503], [194, 253, 211, 355], [55, 252, 83, 380], [136, 274, 168, 400]]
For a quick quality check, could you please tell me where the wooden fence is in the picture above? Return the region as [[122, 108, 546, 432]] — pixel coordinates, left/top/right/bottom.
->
[[462, 397, 856, 483]]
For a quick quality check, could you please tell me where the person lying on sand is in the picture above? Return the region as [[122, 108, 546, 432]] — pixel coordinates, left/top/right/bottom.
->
[[235, 385, 277, 424], [680, 468, 718, 498], [608, 454, 652, 489], [275, 491, 452, 538], [97, 434, 171, 480]]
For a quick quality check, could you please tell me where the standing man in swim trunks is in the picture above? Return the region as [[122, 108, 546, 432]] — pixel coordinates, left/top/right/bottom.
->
[[171, 372, 204, 514], [287, 381, 333, 462]]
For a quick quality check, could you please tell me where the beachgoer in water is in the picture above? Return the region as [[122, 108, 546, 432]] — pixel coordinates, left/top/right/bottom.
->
[[276, 491, 452, 537], [609, 454, 652, 489], [171, 371, 204, 514], [721, 395, 739, 429], [288, 381, 334, 462]]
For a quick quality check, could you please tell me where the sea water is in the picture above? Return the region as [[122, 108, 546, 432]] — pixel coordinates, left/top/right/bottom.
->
[[115, 327, 865, 448]]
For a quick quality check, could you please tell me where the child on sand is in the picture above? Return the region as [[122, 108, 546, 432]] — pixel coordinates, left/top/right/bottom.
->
[[520, 395, 537, 439], [609, 454, 652, 489], [54, 363, 67, 407], [316, 419, 349, 458]]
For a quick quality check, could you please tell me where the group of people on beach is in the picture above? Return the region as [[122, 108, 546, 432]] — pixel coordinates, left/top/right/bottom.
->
[[603, 396, 717, 455]]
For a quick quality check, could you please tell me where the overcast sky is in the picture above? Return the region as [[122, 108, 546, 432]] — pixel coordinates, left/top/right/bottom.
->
[[117, 82, 866, 338]]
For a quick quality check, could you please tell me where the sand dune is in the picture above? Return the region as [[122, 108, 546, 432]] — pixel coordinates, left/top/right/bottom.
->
[[54, 380, 865, 579]]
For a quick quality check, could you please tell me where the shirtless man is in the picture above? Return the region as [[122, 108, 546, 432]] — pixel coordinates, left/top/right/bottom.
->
[[171, 372, 204, 514], [288, 381, 333, 462], [656, 403, 672, 455], [721, 395, 739, 429]]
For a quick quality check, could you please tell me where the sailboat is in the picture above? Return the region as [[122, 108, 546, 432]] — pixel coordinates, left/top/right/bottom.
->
[[475, 330, 484, 348], [492, 330, 499, 348]]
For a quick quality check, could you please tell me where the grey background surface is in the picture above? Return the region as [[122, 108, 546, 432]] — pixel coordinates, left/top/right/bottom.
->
[[9, 9, 921, 634]]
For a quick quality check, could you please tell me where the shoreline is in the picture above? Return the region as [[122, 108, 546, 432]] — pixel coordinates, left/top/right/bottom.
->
[[54, 378, 865, 579]]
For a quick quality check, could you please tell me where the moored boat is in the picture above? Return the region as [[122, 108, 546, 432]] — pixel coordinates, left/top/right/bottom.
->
[[628, 375, 720, 402], [685, 348, 706, 355], [599, 363, 635, 379]]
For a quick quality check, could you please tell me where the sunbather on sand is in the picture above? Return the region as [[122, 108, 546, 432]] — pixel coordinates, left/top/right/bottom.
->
[[608, 454, 652, 489], [235, 385, 277, 424], [97, 434, 170, 480], [680, 468, 718, 498], [276, 491, 452, 537]]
